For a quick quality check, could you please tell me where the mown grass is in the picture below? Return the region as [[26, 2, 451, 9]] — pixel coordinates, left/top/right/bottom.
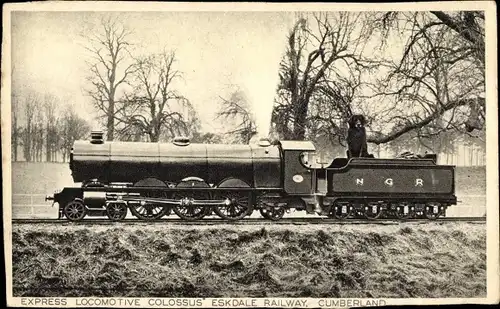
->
[[12, 223, 486, 298], [455, 166, 486, 195], [12, 162, 74, 195]]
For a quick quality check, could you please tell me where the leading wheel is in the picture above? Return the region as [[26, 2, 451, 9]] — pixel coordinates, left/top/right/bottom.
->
[[63, 199, 87, 221], [214, 192, 252, 220], [106, 202, 128, 221]]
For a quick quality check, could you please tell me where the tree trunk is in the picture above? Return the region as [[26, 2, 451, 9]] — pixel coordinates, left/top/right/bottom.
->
[[469, 146, 474, 166], [107, 98, 115, 141], [293, 99, 307, 139], [462, 144, 466, 166], [46, 124, 51, 162], [150, 131, 159, 143]]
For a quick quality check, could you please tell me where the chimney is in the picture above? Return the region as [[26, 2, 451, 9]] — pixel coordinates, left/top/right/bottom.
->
[[90, 130, 104, 144]]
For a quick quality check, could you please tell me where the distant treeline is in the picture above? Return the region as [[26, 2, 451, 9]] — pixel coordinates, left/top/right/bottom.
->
[[11, 92, 90, 163]]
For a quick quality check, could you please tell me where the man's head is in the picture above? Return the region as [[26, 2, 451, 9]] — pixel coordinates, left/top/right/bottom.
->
[[348, 114, 366, 129]]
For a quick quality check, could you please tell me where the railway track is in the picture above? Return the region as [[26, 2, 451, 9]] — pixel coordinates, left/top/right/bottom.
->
[[11, 217, 486, 225]]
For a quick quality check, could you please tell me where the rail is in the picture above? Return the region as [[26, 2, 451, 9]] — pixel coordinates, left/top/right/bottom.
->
[[11, 217, 486, 225]]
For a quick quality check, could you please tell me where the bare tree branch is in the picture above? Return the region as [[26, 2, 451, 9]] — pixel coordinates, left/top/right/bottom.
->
[[83, 17, 135, 141]]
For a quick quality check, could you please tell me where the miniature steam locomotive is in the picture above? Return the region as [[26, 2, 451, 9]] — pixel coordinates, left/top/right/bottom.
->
[[46, 131, 457, 221]]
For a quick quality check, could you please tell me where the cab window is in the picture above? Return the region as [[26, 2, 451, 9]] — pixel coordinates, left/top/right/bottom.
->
[[299, 151, 316, 168]]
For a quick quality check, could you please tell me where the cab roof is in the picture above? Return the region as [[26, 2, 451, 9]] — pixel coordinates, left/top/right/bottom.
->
[[279, 140, 316, 151]]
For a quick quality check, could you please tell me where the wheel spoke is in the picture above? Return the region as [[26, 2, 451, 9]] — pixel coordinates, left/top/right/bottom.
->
[[130, 203, 166, 220], [175, 181, 208, 219]]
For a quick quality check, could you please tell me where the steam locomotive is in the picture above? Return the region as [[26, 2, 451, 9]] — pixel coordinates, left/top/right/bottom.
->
[[46, 131, 457, 221]]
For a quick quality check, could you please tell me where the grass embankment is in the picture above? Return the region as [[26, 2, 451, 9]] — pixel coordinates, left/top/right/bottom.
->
[[12, 223, 486, 298]]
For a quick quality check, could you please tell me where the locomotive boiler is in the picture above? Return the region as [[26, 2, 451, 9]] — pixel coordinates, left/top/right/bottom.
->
[[47, 131, 457, 221]]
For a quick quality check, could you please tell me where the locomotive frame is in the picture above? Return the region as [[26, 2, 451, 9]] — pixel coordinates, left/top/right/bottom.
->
[[46, 131, 458, 222]]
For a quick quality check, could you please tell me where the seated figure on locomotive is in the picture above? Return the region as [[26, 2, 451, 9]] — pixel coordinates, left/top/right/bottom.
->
[[346, 114, 374, 159]]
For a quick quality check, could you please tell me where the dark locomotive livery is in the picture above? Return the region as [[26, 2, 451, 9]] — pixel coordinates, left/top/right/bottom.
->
[[46, 131, 457, 221]]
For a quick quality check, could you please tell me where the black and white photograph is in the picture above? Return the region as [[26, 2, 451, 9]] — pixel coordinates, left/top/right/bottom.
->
[[2, 1, 498, 307]]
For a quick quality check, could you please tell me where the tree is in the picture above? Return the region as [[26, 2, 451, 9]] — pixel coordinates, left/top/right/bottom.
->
[[59, 105, 91, 162], [11, 92, 22, 161], [216, 90, 257, 144], [32, 104, 45, 162], [43, 94, 59, 162], [270, 11, 485, 155], [83, 17, 135, 141], [11, 67, 22, 162], [190, 132, 223, 144], [19, 92, 39, 162], [429, 11, 485, 132], [116, 50, 193, 142], [430, 11, 484, 66], [272, 13, 376, 140], [364, 11, 485, 145]]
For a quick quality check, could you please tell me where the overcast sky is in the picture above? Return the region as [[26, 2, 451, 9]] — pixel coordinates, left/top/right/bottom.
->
[[11, 11, 296, 135]]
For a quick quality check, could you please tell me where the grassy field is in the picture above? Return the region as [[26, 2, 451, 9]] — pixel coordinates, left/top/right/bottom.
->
[[11, 162, 74, 195], [12, 222, 486, 298], [454, 166, 487, 196]]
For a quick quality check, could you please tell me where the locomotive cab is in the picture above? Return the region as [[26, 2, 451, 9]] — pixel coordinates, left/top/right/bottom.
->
[[279, 141, 317, 195]]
